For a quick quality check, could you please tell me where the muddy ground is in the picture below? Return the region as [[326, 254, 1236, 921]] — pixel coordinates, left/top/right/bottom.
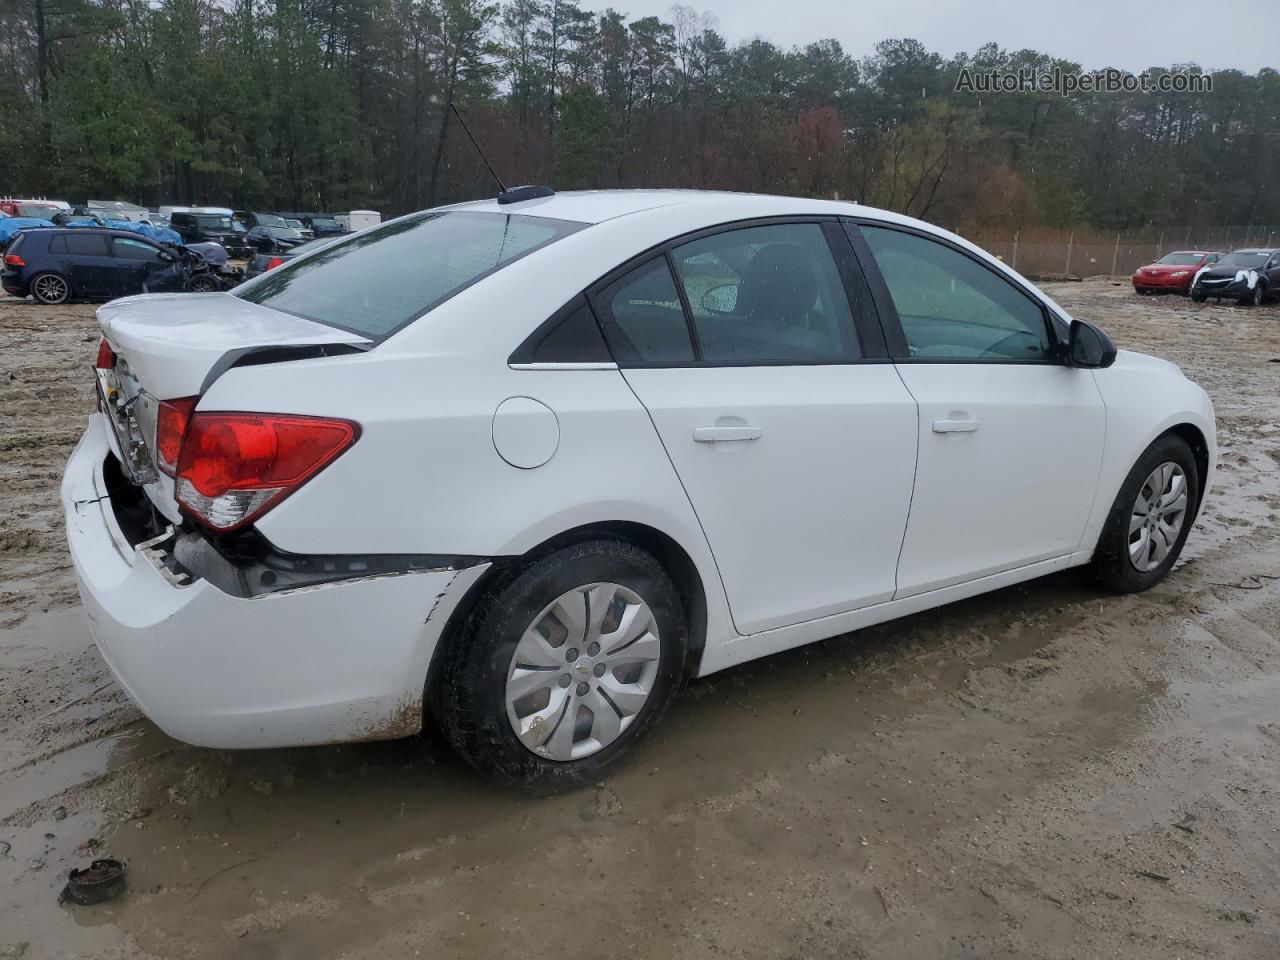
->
[[1, 280, 1278, 959]]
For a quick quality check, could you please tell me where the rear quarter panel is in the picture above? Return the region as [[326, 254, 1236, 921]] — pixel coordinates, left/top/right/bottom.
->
[[198, 348, 740, 663]]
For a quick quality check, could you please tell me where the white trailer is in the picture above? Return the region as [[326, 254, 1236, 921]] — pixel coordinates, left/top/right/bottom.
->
[[336, 210, 381, 232]]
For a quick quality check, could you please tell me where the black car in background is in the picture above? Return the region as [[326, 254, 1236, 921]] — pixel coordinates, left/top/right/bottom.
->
[[244, 224, 306, 253], [170, 212, 250, 257], [1190, 248, 1280, 305], [241, 235, 337, 280], [233, 211, 305, 242], [303, 215, 345, 237], [1, 228, 187, 303]]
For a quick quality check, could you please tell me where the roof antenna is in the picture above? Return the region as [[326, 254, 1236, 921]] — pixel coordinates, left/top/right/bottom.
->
[[450, 104, 555, 206], [450, 104, 506, 193]]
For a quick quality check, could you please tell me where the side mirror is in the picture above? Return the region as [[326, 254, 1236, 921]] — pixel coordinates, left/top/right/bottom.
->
[[1067, 319, 1117, 369]]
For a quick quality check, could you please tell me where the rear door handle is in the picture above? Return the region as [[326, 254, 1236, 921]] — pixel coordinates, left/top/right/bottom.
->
[[693, 425, 763, 443], [932, 418, 980, 433]]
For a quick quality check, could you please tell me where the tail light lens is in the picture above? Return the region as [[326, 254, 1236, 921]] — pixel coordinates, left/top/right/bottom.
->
[[154, 396, 198, 476], [264, 257, 284, 270], [95, 338, 116, 369], [3, 253, 25, 267], [174, 412, 359, 531]]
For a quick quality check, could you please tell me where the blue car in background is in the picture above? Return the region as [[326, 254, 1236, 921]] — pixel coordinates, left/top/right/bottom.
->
[[1, 227, 188, 303]]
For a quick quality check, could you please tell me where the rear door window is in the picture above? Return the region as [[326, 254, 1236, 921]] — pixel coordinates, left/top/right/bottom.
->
[[61, 234, 110, 257], [236, 212, 583, 339], [669, 223, 861, 363]]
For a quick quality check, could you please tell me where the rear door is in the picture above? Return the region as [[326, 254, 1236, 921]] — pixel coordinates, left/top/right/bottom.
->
[[593, 219, 919, 635], [847, 220, 1105, 598], [53, 233, 115, 297]]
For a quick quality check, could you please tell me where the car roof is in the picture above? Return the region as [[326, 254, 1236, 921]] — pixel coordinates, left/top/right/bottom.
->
[[439, 188, 909, 227], [1229, 248, 1277, 254]]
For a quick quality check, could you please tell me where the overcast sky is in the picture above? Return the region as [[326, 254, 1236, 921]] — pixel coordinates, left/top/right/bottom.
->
[[612, 0, 1275, 74]]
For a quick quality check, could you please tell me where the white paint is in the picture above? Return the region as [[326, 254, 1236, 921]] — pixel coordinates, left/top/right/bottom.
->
[[890, 363, 1106, 597], [492, 396, 559, 468], [64, 189, 1218, 750]]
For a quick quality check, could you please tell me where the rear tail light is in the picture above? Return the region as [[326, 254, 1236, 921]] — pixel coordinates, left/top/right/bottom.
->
[[154, 396, 198, 476], [264, 257, 284, 270], [95, 338, 116, 369], [173, 412, 359, 531], [3, 253, 25, 267]]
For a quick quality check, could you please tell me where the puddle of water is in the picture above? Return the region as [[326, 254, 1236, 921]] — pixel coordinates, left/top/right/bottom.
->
[[0, 605, 94, 663], [2, 723, 179, 821]]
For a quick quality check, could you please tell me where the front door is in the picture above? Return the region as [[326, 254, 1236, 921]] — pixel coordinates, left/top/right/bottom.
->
[[850, 222, 1106, 598], [594, 220, 919, 635], [108, 236, 169, 296]]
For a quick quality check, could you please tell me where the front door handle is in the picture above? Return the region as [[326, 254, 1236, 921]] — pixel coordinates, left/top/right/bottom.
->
[[932, 418, 980, 434], [693, 425, 763, 443]]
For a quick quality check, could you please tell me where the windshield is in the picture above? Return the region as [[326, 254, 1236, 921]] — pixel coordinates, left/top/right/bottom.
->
[[286, 220, 304, 228], [265, 226, 299, 238], [237, 212, 583, 339], [1156, 253, 1204, 266], [311, 218, 339, 228], [18, 203, 58, 218], [1218, 251, 1270, 268], [255, 214, 288, 228]]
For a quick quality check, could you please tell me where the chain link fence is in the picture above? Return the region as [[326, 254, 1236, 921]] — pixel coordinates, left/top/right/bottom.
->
[[963, 226, 1280, 279]]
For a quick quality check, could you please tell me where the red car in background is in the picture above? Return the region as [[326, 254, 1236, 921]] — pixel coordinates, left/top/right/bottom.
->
[[1132, 250, 1222, 295]]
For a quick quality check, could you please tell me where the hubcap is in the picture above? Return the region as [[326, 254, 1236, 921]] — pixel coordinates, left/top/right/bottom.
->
[[505, 582, 661, 762], [1129, 461, 1188, 572], [34, 275, 67, 302]]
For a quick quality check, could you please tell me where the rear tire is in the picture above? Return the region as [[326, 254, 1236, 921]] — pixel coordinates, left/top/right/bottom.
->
[[30, 272, 71, 304], [1092, 434, 1199, 593], [434, 540, 689, 793]]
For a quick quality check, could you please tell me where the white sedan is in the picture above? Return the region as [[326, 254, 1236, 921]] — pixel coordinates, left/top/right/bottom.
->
[[63, 189, 1215, 790]]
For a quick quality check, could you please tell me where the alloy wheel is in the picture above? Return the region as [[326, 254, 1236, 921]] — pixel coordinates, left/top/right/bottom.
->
[[32, 274, 69, 304], [1128, 461, 1189, 572], [505, 582, 661, 761]]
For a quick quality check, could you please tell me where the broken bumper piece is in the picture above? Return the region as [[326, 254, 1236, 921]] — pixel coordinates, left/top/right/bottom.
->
[[61, 414, 489, 749]]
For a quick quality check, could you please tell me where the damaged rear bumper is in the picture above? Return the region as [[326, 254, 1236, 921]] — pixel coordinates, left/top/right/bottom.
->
[[62, 414, 489, 749]]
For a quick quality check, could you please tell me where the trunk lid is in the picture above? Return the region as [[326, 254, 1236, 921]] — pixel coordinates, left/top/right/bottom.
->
[[95, 292, 369, 522], [99, 292, 369, 399]]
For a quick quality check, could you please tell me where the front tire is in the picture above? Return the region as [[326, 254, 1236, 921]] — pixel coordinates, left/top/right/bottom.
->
[[435, 540, 689, 792], [1190, 289, 1206, 303], [30, 272, 71, 304], [188, 273, 220, 293], [1240, 284, 1264, 307], [1092, 434, 1199, 593]]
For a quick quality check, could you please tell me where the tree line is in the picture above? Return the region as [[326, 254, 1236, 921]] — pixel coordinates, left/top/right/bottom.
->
[[1, 0, 1276, 232]]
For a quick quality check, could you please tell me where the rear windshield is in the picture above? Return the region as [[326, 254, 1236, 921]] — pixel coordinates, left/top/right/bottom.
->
[[236, 211, 584, 339], [17, 203, 58, 218]]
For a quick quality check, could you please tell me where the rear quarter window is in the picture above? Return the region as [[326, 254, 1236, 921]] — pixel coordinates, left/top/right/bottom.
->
[[235, 211, 583, 340]]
